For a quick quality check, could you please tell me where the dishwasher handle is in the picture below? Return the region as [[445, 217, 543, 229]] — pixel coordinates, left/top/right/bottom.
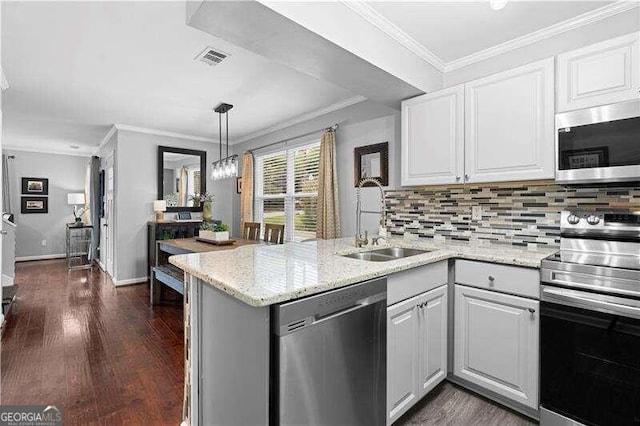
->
[[272, 277, 387, 336], [313, 292, 385, 325], [314, 302, 364, 323]]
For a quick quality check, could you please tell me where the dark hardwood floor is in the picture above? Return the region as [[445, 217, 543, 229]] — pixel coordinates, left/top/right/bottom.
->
[[2, 259, 536, 425], [1, 260, 184, 425]]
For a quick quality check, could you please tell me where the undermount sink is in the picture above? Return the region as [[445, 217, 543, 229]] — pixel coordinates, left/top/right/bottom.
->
[[342, 247, 434, 262]]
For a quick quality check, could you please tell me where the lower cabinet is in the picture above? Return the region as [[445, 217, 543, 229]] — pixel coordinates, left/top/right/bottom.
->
[[387, 285, 447, 424], [454, 284, 539, 409]]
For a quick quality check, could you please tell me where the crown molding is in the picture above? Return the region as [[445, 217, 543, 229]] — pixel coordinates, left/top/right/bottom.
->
[[339, 0, 638, 74], [3, 144, 94, 158], [234, 95, 367, 145], [341, 1, 446, 72], [97, 124, 118, 151], [97, 96, 366, 152], [114, 124, 217, 143], [445, 1, 640, 72]]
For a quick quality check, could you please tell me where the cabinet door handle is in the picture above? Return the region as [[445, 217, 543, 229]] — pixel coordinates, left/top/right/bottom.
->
[[528, 308, 536, 314], [488, 276, 495, 282], [456, 176, 461, 181], [464, 174, 470, 181], [0, 230, 7, 235]]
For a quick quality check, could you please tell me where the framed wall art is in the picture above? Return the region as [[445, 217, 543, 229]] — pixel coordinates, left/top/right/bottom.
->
[[354, 142, 389, 187], [21, 197, 49, 214], [22, 177, 49, 195], [236, 177, 243, 194]]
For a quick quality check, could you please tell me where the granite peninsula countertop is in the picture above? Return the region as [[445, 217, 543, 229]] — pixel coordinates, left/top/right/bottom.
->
[[169, 236, 557, 307]]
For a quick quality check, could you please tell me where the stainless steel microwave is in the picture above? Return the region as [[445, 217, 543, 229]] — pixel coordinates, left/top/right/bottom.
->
[[556, 99, 640, 185]]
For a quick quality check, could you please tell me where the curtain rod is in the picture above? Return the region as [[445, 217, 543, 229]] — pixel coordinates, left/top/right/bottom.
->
[[245, 123, 339, 154]]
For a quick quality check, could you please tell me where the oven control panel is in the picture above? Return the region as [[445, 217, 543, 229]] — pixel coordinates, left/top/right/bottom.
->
[[561, 211, 640, 237]]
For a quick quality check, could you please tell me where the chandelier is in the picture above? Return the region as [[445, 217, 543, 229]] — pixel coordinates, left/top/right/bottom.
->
[[212, 102, 238, 180]]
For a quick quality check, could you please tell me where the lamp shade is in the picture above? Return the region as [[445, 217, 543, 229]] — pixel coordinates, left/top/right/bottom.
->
[[67, 193, 85, 205], [153, 200, 167, 212]]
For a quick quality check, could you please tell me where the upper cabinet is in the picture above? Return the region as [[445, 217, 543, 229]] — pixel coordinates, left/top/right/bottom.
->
[[464, 58, 555, 183], [401, 85, 464, 186], [557, 32, 640, 112]]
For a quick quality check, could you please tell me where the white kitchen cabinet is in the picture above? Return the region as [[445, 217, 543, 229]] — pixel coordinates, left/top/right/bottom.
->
[[557, 32, 640, 112], [464, 58, 555, 183], [417, 285, 448, 398], [387, 294, 420, 424], [387, 285, 447, 425], [401, 84, 464, 186], [454, 284, 539, 409]]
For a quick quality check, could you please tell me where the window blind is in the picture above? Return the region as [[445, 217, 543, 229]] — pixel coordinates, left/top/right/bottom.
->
[[254, 142, 320, 241]]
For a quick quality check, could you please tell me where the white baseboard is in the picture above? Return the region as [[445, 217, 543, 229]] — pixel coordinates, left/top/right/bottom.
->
[[16, 253, 66, 262], [97, 260, 106, 271], [2, 274, 14, 287], [114, 276, 148, 286]]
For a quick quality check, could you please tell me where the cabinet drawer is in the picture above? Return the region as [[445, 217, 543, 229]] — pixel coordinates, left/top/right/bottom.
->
[[455, 260, 539, 299], [388, 261, 448, 306]]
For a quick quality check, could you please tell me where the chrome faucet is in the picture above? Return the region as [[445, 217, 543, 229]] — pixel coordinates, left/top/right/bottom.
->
[[356, 177, 386, 247]]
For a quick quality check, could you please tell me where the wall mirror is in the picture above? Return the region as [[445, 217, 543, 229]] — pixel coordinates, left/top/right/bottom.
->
[[158, 146, 207, 212], [354, 142, 389, 187]]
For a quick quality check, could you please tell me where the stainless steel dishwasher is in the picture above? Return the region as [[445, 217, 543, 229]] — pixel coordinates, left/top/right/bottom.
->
[[271, 278, 387, 426]]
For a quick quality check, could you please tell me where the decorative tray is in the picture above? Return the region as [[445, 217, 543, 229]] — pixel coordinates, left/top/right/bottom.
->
[[196, 237, 236, 246]]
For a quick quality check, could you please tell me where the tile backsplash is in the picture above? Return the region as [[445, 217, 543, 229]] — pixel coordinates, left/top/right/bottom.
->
[[385, 181, 640, 248]]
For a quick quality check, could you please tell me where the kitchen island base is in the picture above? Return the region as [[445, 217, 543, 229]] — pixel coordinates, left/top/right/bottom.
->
[[186, 274, 270, 426]]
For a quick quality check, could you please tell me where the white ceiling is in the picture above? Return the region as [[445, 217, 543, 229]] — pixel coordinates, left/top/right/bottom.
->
[[367, 1, 614, 63], [1, 1, 357, 154]]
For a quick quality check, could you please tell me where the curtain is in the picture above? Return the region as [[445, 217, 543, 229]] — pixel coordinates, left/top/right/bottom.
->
[[178, 167, 188, 206], [240, 152, 254, 231], [316, 129, 341, 239], [2, 154, 11, 213], [87, 156, 101, 261]]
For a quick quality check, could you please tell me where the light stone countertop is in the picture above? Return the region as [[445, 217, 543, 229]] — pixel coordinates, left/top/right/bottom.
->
[[169, 236, 557, 307]]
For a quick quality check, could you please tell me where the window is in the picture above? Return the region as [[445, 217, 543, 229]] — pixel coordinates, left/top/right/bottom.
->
[[187, 168, 201, 197], [255, 142, 320, 241]]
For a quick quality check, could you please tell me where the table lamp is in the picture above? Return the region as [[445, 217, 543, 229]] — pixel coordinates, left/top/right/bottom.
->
[[67, 193, 86, 225], [154, 200, 167, 221]]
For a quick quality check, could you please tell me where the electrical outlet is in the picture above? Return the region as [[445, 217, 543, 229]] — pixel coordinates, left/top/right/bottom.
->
[[41, 240, 47, 247], [472, 206, 483, 221]]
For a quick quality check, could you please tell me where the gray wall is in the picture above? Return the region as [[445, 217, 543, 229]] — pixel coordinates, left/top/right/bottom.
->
[[5, 149, 88, 259], [112, 129, 232, 283], [337, 114, 400, 237], [231, 100, 400, 239]]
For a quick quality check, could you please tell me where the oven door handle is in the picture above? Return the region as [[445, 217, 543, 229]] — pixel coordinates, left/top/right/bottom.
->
[[542, 287, 640, 319]]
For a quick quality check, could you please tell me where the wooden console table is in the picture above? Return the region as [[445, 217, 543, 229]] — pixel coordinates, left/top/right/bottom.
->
[[150, 237, 262, 305]]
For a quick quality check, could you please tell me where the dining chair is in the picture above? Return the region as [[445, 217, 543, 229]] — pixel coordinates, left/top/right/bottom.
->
[[242, 222, 261, 241], [264, 223, 285, 244]]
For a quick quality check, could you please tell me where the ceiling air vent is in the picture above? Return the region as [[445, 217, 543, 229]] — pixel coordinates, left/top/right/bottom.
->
[[195, 46, 230, 67]]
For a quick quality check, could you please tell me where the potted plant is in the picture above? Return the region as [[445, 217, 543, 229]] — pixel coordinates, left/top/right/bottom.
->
[[200, 222, 229, 242], [200, 192, 215, 221]]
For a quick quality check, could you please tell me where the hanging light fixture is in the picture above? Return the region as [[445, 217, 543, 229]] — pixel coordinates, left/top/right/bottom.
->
[[211, 102, 238, 180]]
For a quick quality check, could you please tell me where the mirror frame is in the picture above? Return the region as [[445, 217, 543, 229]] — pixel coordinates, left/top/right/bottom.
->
[[354, 142, 389, 187], [158, 146, 207, 213]]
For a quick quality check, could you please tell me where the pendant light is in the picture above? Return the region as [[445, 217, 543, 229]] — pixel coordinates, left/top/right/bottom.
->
[[211, 102, 238, 180]]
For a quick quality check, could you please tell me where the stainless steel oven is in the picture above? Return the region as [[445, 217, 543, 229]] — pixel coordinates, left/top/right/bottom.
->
[[540, 211, 640, 426], [556, 100, 640, 185]]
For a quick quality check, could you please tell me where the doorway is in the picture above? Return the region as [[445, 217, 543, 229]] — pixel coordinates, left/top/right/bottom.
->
[[100, 152, 115, 278]]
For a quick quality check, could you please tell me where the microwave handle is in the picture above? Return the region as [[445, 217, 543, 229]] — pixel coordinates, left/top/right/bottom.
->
[[542, 287, 640, 320]]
